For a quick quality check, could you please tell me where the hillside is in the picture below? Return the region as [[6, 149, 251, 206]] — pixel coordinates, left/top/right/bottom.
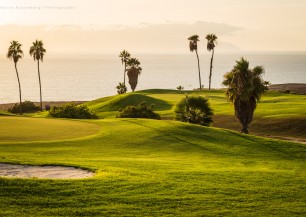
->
[[85, 89, 306, 141]]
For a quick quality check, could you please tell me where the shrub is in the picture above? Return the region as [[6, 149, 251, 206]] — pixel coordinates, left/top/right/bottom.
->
[[8, 101, 40, 113], [49, 103, 98, 119], [175, 95, 213, 126], [117, 102, 160, 119]]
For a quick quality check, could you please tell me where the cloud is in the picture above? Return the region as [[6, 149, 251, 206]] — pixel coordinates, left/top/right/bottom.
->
[[0, 22, 241, 54]]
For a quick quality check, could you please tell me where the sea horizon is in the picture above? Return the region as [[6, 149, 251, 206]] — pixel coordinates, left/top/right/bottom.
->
[[1, 52, 305, 104]]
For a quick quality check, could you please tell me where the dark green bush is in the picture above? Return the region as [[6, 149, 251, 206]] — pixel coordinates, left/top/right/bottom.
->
[[49, 103, 98, 119], [175, 95, 213, 126], [8, 101, 40, 113], [117, 102, 160, 119]]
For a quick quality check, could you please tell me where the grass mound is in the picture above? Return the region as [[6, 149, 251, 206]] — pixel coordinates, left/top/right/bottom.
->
[[0, 117, 101, 142], [86, 93, 172, 116]]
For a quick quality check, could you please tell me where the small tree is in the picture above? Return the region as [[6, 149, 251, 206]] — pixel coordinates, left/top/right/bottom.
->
[[222, 58, 269, 133], [175, 95, 213, 126], [177, 85, 184, 91], [116, 82, 127, 94]]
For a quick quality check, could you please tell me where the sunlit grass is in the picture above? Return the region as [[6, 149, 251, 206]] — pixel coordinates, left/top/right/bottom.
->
[[0, 119, 305, 216], [0, 117, 101, 142]]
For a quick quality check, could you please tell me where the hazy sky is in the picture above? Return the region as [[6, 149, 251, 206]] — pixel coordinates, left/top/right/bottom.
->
[[0, 0, 306, 53]]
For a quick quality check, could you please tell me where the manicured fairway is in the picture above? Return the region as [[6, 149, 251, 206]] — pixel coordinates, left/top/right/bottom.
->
[[0, 119, 305, 216], [0, 117, 101, 142]]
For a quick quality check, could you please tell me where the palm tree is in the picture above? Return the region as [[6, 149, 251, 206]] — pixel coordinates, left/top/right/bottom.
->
[[116, 82, 127, 94], [7, 41, 23, 115], [222, 58, 269, 134], [119, 50, 131, 85], [188, 35, 202, 90], [29, 40, 46, 111], [206, 34, 217, 90], [175, 95, 213, 126], [127, 58, 142, 92]]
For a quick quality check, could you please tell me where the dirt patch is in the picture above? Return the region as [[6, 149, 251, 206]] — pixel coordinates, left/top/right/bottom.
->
[[0, 163, 94, 179]]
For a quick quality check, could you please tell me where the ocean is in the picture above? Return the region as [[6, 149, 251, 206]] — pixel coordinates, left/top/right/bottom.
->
[[0, 52, 305, 103]]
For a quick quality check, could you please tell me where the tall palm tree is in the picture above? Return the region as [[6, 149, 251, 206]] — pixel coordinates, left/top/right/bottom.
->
[[222, 58, 269, 134], [29, 40, 46, 111], [7, 41, 23, 115], [127, 58, 142, 92], [206, 34, 217, 90], [119, 50, 131, 85], [188, 35, 202, 90]]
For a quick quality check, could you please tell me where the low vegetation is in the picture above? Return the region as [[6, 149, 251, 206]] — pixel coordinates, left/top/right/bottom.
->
[[49, 103, 98, 119], [175, 95, 213, 126], [8, 100, 39, 114], [117, 101, 160, 119]]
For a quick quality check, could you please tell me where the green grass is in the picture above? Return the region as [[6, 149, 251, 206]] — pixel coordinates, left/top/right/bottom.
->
[[0, 110, 15, 116], [85, 89, 306, 140], [0, 119, 305, 216], [0, 117, 101, 142]]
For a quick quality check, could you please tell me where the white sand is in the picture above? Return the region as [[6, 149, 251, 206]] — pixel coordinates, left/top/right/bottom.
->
[[0, 163, 94, 179]]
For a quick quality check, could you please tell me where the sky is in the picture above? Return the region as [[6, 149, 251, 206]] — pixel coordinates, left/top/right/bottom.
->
[[0, 0, 306, 54]]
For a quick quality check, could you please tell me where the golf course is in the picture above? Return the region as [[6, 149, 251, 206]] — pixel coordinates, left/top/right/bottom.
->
[[0, 89, 305, 216]]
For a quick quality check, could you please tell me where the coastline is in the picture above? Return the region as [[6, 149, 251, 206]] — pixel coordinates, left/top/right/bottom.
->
[[0, 101, 87, 111], [269, 83, 306, 94]]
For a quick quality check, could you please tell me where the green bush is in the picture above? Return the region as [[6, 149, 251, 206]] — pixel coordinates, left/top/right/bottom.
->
[[117, 102, 160, 119], [8, 101, 40, 113], [49, 103, 98, 119], [175, 95, 213, 126]]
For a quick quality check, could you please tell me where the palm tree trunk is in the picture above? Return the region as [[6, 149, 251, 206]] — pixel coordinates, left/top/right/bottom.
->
[[209, 49, 214, 90], [37, 61, 42, 111], [14, 62, 22, 115], [195, 50, 202, 90], [124, 63, 126, 85]]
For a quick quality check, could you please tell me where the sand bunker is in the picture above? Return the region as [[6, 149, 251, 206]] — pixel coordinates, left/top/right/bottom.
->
[[0, 163, 94, 179]]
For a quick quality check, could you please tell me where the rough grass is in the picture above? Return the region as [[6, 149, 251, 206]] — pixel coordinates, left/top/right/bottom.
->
[[0, 119, 305, 216], [0, 117, 101, 142]]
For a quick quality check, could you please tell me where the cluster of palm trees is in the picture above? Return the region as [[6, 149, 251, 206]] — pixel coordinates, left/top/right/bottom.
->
[[5, 39, 268, 134], [7, 40, 46, 115], [119, 50, 142, 93], [188, 33, 217, 90]]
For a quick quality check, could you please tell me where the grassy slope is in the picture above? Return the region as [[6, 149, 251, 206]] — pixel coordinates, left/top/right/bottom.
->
[[0, 119, 305, 216], [85, 89, 306, 140], [0, 117, 101, 142]]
